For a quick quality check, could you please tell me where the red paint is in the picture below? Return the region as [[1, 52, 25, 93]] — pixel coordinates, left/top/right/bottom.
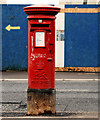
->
[[24, 5, 60, 89]]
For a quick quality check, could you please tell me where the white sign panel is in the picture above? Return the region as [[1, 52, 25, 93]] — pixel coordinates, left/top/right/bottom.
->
[[36, 32, 45, 47]]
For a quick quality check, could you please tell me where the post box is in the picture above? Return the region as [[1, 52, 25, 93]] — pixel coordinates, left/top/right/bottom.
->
[[24, 4, 60, 115]]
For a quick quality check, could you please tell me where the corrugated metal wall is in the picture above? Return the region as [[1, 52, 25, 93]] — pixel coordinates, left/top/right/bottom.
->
[[2, 5, 28, 70], [0, 5, 2, 70], [64, 4, 99, 67], [99, 11, 100, 67]]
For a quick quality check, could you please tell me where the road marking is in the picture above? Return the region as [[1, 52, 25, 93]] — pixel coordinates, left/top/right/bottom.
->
[[0, 78, 99, 81], [1, 89, 98, 93], [56, 79, 99, 81], [5, 24, 20, 31], [56, 89, 98, 92]]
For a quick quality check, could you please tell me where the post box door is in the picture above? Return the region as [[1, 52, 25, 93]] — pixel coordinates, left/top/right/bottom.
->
[[28, 29, 55, 89]]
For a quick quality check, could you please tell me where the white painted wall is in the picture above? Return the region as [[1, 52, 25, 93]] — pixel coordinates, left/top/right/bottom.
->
[[0, 0, 6, 3], [87, 0, 99, 3], [56, 13, 65, 30], [7, 0, 59, 4], [55, 41, 64, 67], [55, 4, 65, 67], [55, 4, 65, 30], [59, 0, 99, 4]]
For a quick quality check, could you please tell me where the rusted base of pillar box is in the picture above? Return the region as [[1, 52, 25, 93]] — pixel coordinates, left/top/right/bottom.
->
[[27, 89, 56, 115]]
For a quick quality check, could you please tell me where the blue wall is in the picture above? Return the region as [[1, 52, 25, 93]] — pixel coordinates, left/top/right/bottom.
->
[[0, 5, 2, 70], [2, 4, 100, 70], [98, 12, 100, 67], [64, 5, 99, 67], [2, 5, 28, 70]]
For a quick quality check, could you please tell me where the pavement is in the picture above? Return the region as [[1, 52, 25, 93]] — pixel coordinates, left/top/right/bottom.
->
[[0, 71, 99, 119], [1, 71, 99, 81]]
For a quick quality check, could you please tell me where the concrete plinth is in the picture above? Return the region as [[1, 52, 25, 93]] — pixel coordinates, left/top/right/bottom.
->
[[27, 89, 56, 115]]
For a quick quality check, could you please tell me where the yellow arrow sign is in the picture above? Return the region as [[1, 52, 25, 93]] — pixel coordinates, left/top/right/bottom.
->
[[5, 24, 20, 31]]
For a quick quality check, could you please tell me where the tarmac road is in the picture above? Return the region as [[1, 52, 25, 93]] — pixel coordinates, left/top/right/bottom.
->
[[0, 72, 99, 119]]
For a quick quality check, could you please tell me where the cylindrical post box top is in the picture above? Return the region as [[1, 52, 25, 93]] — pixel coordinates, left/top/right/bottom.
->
[[24, 4, 61, 16]]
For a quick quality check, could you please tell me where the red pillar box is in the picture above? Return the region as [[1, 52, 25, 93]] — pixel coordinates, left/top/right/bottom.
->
[[24, 4, 60, 115]]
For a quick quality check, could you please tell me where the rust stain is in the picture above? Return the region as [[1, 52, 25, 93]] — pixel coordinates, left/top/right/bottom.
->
[[55, 67, 100, 72], [27, 91, 56, 115], [60, 8, 100, 13], [57, 30, 64, 32]]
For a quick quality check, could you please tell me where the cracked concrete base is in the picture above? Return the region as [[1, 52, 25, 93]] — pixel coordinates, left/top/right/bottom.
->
[[27, 90, 56, 115]]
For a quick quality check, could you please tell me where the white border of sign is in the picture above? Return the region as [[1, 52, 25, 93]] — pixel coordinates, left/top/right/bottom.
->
[[35, 32, 45, 47]]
